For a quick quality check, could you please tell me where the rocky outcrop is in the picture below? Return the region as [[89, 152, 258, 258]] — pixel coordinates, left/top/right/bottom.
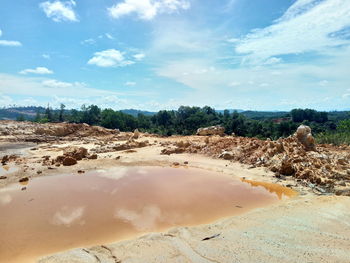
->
[[294, 125, 316, 151], [91, 140, 149, 154], [196, 126, 225, 136], [166, 126, 350, 194]]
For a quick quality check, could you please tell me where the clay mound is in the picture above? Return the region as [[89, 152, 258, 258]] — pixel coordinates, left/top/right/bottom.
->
[[168, 125, 350, 194], [34, 123, 119, 137], [0, 120, 120, 139]]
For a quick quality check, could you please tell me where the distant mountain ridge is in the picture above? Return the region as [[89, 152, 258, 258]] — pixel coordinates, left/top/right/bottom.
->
[[0, 106, 157, 120], [120, 109, 156, 117]]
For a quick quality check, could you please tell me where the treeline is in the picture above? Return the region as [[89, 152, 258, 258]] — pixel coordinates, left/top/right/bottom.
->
[[290, 108, 328, 123], [26, 105, 349, 141]]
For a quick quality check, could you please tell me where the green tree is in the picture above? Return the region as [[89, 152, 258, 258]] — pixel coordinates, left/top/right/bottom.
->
[[81, 105, 101, 125], [16, 114, 25, 121], [337, 120, 350, 132], [59, 103, 66, 122], [45, 104, 53, 122]]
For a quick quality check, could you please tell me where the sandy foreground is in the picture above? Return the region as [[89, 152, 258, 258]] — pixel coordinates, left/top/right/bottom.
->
[[0, 121, 349, 262]]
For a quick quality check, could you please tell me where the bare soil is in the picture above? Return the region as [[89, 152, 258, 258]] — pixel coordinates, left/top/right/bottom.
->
[[0, 121, 349, 262]]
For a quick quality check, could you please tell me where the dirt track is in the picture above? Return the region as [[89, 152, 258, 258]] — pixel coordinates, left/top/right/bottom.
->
[[0, 121, 349, 262]]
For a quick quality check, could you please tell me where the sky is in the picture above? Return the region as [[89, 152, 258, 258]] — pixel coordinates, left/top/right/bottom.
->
[[0, 0, 350, 111]]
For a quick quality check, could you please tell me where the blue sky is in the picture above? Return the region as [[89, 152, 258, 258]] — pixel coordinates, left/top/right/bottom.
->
[[0, 0, 349, 111]]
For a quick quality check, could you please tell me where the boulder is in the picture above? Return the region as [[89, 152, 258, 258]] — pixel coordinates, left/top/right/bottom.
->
[[196, 125, 225, 136], [161, 147, 185, 155], [63, 147, 88, 160], [62, 157, 77, 166], [294, 125, 316, 151], [219, 151, 235, 160], [132, 129, 140, 139], [1, 155, 9, 165], [88, 154, 98, 160]]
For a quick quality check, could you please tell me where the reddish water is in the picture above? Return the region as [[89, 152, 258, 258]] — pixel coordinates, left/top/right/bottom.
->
[[0, 166, 296, 262]]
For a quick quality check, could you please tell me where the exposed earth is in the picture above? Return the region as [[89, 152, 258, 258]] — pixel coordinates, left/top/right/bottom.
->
[[0, 120, 349, 263]]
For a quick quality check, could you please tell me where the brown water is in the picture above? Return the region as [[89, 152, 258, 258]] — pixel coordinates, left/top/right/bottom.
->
[[0, 166, 296, 262]]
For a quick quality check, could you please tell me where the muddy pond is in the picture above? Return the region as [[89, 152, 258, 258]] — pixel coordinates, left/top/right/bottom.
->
[[0, 166, 296, 262]]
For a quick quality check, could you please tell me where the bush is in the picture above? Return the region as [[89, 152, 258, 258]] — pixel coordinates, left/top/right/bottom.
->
[[315, 132, 350, 145]]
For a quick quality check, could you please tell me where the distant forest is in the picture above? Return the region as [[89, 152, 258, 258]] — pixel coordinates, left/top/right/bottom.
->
[[1, 105, 350, 144]]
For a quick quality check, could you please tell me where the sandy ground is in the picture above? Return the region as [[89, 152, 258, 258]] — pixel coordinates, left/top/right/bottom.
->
[[0, 127, 349, 262]]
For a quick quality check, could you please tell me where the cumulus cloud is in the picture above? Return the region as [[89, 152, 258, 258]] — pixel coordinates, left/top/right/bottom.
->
[[236, 0, 350, 63], [39, 0, 78, 22], [87, 49, 134, 67], [42, 79, 85, 89], [0, 29, 22, 46], [108, 0, 190, 20], [0, 40, 22, 47], [133, 53, 145, 60], [19, 67, 53, 75]]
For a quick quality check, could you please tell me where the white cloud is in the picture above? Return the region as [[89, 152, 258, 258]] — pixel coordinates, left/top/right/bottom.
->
[[81, 38, 95, 45], [263, 57, 282, 65], [236, 0, 350, 63], [88, 49, 134, 67], [105, 33, 114, 39], [125, 81, 136, 86], [226, 38, 239, 43], [19, 67, 53, 75], [149, 19, 217, 58], [42, 54, 51, 59], [108, 0, 190, 20], [0, 29, 2, 37], [154, 44, 350, 110], [42, 79, 84, 89], [0, 73, 118, 98], [39, 0, 78, 22], [133, 53, 145, 60], [0, 40, 22, 47]]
